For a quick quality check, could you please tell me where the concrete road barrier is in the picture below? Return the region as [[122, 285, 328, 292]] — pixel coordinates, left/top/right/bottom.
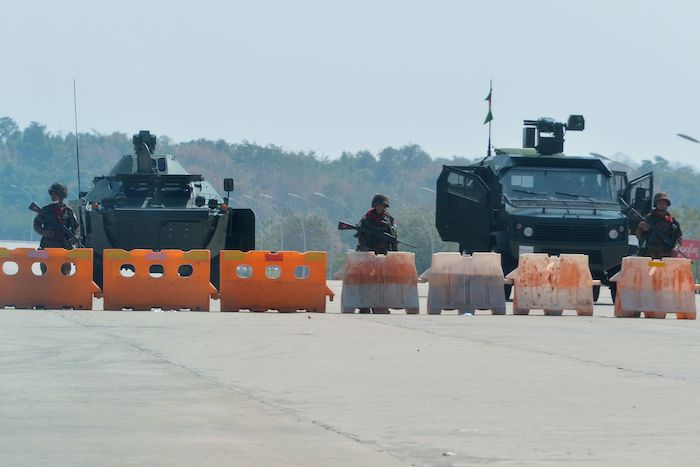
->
[[426, 252, 506, 315], [611, 256, 697, 319], [341, 251, 419, 314], [507, 253, 594, 316]]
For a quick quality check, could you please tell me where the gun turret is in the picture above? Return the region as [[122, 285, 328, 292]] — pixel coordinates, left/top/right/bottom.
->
[[522, 115, 585, 155], [133, 130, 157, 173]]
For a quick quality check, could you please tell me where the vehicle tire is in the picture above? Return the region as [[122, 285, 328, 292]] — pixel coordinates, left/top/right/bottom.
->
[[93, 258, 104, 289], [609, 282, 617, 303], [210, 254, 221, 289], [227, 208, 256, 251], [504, 284, 513, 301], [500, 253, 517, 302], [592, 285, 601, 302]]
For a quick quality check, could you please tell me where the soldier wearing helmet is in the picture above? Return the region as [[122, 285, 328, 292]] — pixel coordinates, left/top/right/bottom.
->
[[356, 194, 399, 255], [33, 183, 80, 249], [635, 192, 683, 258]]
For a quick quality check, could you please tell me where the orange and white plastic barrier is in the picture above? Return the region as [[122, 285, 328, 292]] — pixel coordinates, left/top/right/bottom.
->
[[102, 249, 217, 311], [506, 253, 594, 316], [340, 251, 419, 314], [610, 257, 696, 319], [219, 250, 334, 312], [0, 248, 99, 309], [426, 252, 506, 315]]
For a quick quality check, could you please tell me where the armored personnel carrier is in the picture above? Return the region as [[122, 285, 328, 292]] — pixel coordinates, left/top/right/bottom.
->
[[76, 130, 255, 286], [436, 116, 652, 301]]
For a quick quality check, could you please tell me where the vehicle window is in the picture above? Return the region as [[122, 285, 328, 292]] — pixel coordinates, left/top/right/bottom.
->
[[510, 175, 534, 188], [504, 167, 613, 201], [447, 171, 487, 205]]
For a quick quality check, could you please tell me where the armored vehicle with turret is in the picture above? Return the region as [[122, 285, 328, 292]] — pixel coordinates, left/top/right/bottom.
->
[[76, 130, 255, 286], [436, 116, 652, 301]]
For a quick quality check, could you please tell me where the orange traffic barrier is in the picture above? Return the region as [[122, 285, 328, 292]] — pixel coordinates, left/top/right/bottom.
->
[[506, 253, 594, 316], [610, 257, 696, 319], [219, 250, 334, 312], [426, 252, 506, 315], [102, 249, 217, 311], [340, 251, 419, 314], [0, 248, 99, 309]]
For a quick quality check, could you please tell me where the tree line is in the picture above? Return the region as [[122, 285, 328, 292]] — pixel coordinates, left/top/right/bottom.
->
[[2, 116, 700, 274]]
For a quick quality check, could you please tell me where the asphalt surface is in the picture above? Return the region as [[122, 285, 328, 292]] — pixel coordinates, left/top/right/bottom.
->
[[1, 283, 699, 466]]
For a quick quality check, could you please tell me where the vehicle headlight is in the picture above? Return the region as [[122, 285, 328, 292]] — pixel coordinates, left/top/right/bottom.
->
[[608, 229, 619, 239], [523, 226, 534, 238]]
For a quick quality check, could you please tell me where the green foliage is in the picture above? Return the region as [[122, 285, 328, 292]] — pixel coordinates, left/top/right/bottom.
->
[[5, 116, 700, 272]]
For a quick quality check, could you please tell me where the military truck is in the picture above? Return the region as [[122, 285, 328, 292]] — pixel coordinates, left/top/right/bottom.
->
[[76, 130, 255, 287], [436, 116, 652, 301]]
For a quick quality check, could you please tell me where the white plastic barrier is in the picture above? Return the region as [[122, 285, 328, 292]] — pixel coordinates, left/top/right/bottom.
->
[[426, 252, 505, 315], [340, 251, 419, 314], [506, 253, 594, 316], [610, 257, 696, 319]]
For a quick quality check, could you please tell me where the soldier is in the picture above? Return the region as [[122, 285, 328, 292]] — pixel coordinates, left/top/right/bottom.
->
[[356, 193, 398, 314], [356, 193, 398, 255], [33, 183, 80, 250], [635, 192, 682, 258]]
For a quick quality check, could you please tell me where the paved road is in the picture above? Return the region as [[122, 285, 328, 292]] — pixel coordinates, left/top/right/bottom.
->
[[1, 284, 698, 466]]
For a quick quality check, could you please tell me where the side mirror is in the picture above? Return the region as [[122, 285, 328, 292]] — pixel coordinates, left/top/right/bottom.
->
[[223, 178, 234, 193]]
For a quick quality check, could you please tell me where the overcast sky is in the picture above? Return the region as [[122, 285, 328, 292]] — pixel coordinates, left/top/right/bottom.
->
[[3, 0, 700, 166]]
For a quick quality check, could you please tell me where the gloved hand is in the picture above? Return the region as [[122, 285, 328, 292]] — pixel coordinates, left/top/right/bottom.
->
[[638, 221, 651, 232]]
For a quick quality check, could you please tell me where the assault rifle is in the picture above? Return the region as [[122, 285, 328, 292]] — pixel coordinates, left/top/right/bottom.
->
[[29, 202, 85, 248], [620, 198, 688, 260], [337, 221, 417, 249]]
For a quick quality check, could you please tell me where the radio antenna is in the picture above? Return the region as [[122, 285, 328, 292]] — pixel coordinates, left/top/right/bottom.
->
[[73, 78, 82, 196]]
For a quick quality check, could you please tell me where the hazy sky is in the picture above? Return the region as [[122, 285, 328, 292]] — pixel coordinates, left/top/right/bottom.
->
[[3, 0, 700, 166]]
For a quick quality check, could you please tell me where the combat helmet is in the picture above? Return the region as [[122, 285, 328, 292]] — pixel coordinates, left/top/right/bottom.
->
[[653, 192, 671, 207], [48, 182, 68, 199], [371, 193, 390, 208]]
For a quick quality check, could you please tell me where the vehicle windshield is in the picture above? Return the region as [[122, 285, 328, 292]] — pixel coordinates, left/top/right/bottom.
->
[[503, 167, 614, 202]]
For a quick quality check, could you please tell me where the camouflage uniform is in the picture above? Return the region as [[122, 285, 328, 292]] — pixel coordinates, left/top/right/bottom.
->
[[635, 193, 682, 258], [33, 183, 80, 250], [357, 193, 398, 254], [356, 209, 398, 254]]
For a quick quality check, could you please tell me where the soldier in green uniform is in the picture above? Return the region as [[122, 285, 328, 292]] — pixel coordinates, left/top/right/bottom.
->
[[33, 183, 80, 250], [356, 193, 398, 255], [635, 192, 682, 258], [356, 193, 398, 314]]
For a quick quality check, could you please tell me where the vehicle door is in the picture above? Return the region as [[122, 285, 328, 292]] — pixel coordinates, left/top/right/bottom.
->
[[436, 165, 496, 252], [621, 172, 653, 231], [611, 170, 628, 201]]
